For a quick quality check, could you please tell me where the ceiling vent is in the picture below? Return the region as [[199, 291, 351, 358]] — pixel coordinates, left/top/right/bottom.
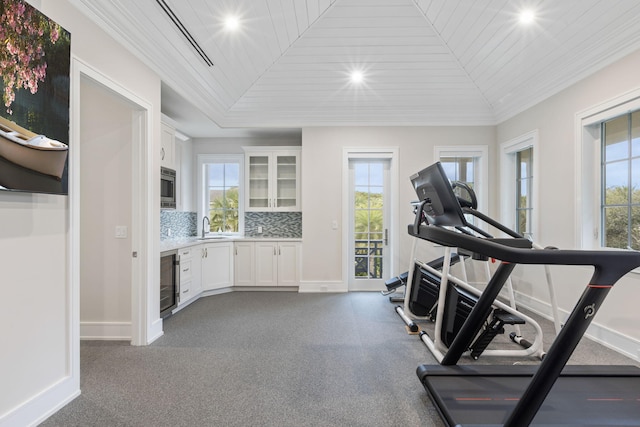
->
[[155, 0, 214, 67]]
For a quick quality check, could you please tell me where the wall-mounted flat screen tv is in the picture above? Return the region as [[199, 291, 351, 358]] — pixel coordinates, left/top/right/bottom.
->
[[0, 0, 70, 195]]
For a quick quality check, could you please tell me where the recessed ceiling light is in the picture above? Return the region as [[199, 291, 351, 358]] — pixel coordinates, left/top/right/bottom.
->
[[224, 15, 240, 31], [350, 70, 364, 84], [519, 9, 535, 25]]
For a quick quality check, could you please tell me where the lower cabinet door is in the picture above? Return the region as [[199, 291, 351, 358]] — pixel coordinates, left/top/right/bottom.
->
[[234, 242, 255, 286], [255, 242, 277, 286], [201, 242, 233, 291]]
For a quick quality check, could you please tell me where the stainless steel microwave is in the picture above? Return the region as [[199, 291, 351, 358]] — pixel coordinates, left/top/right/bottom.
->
[[160, 167, 176, 209]]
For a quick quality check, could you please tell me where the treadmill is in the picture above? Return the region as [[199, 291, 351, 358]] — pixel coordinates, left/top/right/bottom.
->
[[409, 162, 640, 426]]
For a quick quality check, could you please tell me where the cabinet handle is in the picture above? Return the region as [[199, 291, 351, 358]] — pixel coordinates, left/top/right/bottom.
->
[[182, 267, 190, 272], [273, 247, 276, 256], [384, 229, 388, 246], [278, 247, 281, 255], [183, 289, 189, 294], [161, 147, 165, 160]]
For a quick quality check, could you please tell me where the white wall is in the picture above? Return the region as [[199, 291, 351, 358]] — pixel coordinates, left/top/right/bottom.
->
[[496, 48, 640, 359], [0, 193, 69, 423], [0, 0, 162, 425], [300, 126, 496, 291]]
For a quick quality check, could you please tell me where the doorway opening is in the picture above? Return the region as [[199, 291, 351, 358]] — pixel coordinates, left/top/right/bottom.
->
[[72, 59, 153, 349]]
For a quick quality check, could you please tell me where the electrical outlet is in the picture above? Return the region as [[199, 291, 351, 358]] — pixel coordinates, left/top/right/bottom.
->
[[167, 228, 172, 237], [257, 226, 263, 234]]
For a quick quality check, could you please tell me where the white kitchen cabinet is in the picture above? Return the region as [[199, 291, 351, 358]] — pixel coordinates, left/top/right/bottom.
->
[[255, 241, 278, 286], [161, 122, 176, 169], [178, 245, 200, 305], [234, 242, 255, 286], [244, 148, 300, 212], [201, 242, 234, 291], [276, 241, 300, 286], [253, 241, 300, 287]]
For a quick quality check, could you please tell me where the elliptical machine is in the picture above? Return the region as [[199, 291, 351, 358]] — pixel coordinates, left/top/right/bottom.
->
[[390, 178, 560, 361]]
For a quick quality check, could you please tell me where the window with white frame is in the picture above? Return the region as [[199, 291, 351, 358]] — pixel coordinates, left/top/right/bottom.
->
[[577, 91, 640, 250], [500, 131, 538, 239], [516, 147, 533, 237], [435, 146, 489, 217], [197, 154, 244, 235], [600, 111, 640, 249]]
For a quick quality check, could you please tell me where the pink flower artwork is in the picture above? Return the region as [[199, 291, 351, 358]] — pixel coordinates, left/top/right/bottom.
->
[[1, 0, 63, 114]]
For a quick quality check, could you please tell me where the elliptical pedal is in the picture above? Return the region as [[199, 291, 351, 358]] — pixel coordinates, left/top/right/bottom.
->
[[470, 309, 525, 359]]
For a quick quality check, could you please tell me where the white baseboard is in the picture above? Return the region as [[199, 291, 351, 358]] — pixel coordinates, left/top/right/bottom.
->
[[298, 281, 347, 293], [80, 321, 131, 340], [200, 287, 234, 297], [0, 375, 79, 427], [514, 291, 640, 362], [233, 286, 298, 292], [147, 318, 164, 344]]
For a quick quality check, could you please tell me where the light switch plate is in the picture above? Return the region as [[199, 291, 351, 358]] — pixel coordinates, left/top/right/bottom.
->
[[115, 226, 128, 238]]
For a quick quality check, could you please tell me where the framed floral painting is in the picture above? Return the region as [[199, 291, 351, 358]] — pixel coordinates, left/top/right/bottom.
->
[[0, 0, 70, 194]]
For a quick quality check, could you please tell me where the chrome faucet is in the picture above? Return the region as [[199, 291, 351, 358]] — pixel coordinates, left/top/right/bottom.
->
[[202, 216, 210, 238]]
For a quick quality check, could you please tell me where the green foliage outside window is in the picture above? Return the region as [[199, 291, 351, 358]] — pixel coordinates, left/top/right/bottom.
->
[[354, 190, 383, 278], [208, 187, 239, 233], [603, 186, 640, 250]]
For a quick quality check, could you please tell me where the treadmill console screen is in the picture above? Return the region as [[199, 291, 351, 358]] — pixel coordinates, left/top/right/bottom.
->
[[410, 162, 467, 227]]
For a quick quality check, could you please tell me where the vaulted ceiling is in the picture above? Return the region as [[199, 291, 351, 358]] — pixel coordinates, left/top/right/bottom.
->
[[70, 0, 640, 137]]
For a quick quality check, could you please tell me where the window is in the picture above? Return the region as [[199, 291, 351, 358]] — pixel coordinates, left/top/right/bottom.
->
[[440, 156, 476, 186], [206, 162, 239, 233], [516, 147, 533, 236], [500, 131, 538, 239], [577, 90, 640, 249], [600, 111, 640, 249], [435, 146, 488, 227], [197, 154, 244, 235]]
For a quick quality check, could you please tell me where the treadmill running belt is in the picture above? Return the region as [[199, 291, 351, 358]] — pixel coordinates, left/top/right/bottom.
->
[[418, 364, 640, 426]]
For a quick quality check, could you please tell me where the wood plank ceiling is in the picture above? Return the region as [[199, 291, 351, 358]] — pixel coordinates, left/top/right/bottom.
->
[[70, 0, 640, 136]]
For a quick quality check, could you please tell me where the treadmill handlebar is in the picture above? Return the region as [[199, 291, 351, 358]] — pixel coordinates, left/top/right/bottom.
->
[[408, 223, 640, 286]]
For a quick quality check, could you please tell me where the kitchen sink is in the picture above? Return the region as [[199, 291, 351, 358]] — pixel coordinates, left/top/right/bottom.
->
[[198, 235, 233, 240]]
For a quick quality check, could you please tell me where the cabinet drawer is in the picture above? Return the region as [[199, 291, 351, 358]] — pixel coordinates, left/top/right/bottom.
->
[[180, 259, 192, 281], [179, 247, 193, 259], [179, 280, 191, 302]]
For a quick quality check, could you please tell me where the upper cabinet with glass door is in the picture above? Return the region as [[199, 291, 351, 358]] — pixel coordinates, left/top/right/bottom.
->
[[244, 147, 301, 211]]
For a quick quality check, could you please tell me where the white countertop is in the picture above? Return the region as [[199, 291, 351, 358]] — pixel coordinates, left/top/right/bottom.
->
[[160, 236, 302, 253]]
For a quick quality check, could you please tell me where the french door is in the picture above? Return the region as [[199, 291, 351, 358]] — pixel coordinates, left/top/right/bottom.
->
[[348, 159, 391, 290]]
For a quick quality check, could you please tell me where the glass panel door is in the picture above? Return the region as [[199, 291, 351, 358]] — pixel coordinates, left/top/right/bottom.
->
[[248, 155, 269, 209], [348, 159, 390, 290], [276, 154, 297, 208]]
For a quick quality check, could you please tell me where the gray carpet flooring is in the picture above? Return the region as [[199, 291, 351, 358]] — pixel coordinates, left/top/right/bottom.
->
[[41, 291, 636, 427]]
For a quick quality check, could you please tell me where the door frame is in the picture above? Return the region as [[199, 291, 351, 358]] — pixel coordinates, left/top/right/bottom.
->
[[71, 57, 156, 348], [342, 147, 399, 291]]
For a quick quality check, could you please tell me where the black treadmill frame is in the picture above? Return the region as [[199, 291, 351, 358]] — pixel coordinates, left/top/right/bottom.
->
[[408, 162, 640, 426]]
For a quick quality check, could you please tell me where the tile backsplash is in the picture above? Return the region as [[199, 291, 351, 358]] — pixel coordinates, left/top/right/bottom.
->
[[161, 211, 302, 239], [244, 212, 302, 238], [161, 211, 197, 240]]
